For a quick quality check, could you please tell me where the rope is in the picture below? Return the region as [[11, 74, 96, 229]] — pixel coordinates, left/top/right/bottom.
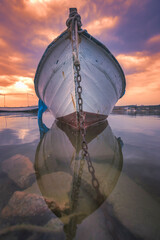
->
[[66, 10, 86, 34]]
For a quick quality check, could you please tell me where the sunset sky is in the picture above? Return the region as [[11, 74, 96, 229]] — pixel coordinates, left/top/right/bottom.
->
[[0, 0, 160, 107]]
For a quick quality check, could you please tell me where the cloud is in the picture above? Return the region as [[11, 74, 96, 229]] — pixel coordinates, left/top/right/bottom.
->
[[31, 28, 61, 47], [0, 75, 35, 94], [0, 38, 7, 47], [8, 56, 22, 63], [0, 51, 34, 76], [22, 0, 88, 21], [147, 34, 160, 44], [86, 16, 119, 36], [34, 28, 59, 41], [117, 52, 160, 105], [117, 52, 150, 74], [0, 76, 14, 87]]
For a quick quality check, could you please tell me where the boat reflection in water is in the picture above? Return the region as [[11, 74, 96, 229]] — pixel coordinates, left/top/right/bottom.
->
[[35, 119, 123, 239]]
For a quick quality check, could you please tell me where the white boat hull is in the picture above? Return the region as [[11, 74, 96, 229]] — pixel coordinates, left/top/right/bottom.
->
[[34, 30, 125, 126]]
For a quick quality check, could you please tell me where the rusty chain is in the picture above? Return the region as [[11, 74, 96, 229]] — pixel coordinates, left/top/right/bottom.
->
[[71, 156, 85, 211], [71, 64, 105, 206], [69, 10, 104, 213]]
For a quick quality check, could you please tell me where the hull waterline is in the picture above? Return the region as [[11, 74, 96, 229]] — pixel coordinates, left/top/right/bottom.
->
[[57, 111, 107, 129]]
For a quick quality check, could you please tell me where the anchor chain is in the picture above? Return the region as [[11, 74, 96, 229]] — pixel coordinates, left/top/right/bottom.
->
[[69, 9, 104, 212], [71, 156, 85, 211], [70, 62, 104, 212], [75, 63, 104, 204]]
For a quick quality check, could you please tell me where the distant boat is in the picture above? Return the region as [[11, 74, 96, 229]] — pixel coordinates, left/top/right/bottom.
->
[[0, 106, 38, 112], [34, 8, 126, 128]]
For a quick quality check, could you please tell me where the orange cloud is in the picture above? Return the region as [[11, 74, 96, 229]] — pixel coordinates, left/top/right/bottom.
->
[[8, 56, 22, 63], [0, 33, 35, 76], [31, 38, 49, 47], [0, 75, 35, 94], [117, 53, 150, 73], [31, 28, 61, 46], [86, 16, 119, 35], [147, 34, 160, 44], [0, 38, 7, 47], [0, 73, 38, 106], [35, 28, 59, 41], [117, 52, 160, 105], [23, 0, 88, 21], [0, 53, 33, 76]]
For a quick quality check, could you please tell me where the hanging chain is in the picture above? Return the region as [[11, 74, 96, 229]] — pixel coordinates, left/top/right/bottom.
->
[[68, 9, 104, 213], [75, 64, 83, 120], [72, 64, 104, 206], [71, 156, 85, 211]]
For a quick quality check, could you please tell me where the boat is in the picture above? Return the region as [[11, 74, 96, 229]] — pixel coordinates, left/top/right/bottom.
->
[[0, 106, 38, 113], [35, 119, 123, 238], [34, 8, 126, 128]]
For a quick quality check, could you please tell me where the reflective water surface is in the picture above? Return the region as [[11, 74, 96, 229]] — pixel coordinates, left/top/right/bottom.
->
[[0, 112, 160, 240]]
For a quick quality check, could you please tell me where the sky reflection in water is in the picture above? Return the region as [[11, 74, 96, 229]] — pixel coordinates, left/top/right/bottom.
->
[[0, 113, 39, 145]]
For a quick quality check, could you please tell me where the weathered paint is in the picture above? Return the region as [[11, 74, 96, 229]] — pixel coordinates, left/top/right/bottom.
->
[[71, 93, 76, 110], [62, 71, 65, 79]]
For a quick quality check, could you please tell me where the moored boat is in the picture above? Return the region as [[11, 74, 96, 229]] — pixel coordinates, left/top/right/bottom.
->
[[34, 8, 126, 128], [0, 106, 38, 112]]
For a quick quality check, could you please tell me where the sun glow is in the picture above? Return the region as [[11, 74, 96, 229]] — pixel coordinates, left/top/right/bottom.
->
[[14, 81, 29, 91]]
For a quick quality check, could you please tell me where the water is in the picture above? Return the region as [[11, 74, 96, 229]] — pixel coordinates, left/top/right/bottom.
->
[[0, 112, 160, 240]]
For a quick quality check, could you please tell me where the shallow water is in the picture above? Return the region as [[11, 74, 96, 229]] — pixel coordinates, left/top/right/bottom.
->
[[0, 112, 160, 240]]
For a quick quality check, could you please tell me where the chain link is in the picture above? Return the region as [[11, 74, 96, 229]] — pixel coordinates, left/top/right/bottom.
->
[[75, 64, 104, 204], [71, 157, 85, 211], [75, 64, 83, 119], [70, 19, 104, 212]]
